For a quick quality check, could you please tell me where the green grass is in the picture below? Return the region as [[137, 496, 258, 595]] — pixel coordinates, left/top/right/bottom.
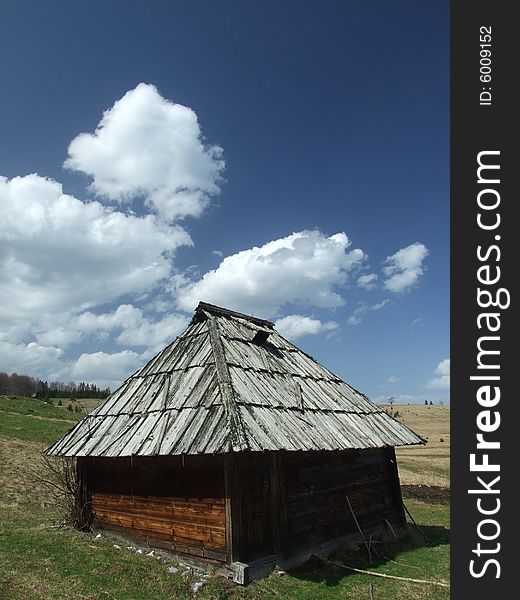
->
[[0, 401, 450, 600], [0, 395, 82, 420], [0, 396, 81, 444], [0, 411, 78, 445], [0, 509, 196, 600], [0, 501, 449, 600]]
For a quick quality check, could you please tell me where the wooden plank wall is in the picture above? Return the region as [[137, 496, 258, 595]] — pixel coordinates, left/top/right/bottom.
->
[[280, 448, 404, 554], [80, 455, 227, 562], [232, 453, 275, 563], [81, 448, 404, 566]]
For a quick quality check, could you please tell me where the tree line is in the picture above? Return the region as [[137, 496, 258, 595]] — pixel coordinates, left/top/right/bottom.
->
[[0, 372, 110, 400]]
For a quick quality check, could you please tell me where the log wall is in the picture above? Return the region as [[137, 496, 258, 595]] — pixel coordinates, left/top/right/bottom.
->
[[80, 447, 404, 567], [230, 448, 404, 562], [280, 448, 404, 555], [79, 455, 227, 562]]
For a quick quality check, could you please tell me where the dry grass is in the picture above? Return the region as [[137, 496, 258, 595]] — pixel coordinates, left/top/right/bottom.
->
[[78, 398, 103, 412], [0, 436, 52, 510], [386, 404, 450, 488]]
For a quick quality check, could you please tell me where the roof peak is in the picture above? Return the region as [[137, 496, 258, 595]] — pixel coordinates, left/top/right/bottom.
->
[[192, 301, 275, 329]]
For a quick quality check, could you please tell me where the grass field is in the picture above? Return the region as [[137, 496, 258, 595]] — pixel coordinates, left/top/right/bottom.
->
[[0, 396, 450, 599], [390, 404, 450, 488]]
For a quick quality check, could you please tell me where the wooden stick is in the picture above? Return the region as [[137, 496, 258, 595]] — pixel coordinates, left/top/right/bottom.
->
[[368, 583, 375, 600], [314, 555, 449, 589], [367, 533, 379, 558], [384, 518, 397, 539], [403, 502, 429, 545], [346, 495, 372, 564]]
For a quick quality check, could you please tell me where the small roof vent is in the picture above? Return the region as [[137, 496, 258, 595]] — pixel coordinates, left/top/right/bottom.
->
[[252, 330, 271, 345]]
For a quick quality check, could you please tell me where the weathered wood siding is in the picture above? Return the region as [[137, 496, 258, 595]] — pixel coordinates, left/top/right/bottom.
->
[[81, 448, 404, 567], [281, 448, 404, 554], [231, 453, 275, 563], [80, 455, 227, 562], [229, 448, 404, 562]]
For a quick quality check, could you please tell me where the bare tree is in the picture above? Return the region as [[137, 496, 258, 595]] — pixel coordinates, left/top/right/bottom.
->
[[30, 454, 92, 531]]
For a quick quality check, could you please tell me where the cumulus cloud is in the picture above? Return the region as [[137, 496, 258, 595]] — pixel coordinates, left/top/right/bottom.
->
[[70, 350, 144, 389], [64, 83, 225, 222], [36, 305, 187, 353], [0, 340, 149, 391], [175, 230, 365, 316], [0, 340, 64, 378], [115, 312, 187, 350], [347, 299, 389, 325], [0, 174, 190, 341], [357, 273, 378, 290], [1, 84, 223, 389], [275, 315, 338, 341], [426, 358, 450, 390], [0, 83, 433, 392], [383, 242, 429, 293]]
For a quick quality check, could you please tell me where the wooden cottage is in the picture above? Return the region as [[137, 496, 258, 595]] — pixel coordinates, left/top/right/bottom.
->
[[46, 302, 424, 582]]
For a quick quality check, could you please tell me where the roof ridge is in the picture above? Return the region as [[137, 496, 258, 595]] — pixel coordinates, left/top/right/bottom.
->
[[206, 316, 250, 452], [192, 301, 275, 329]]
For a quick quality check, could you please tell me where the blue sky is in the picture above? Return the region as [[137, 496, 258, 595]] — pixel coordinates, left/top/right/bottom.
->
[[0, 1, 449, 403]]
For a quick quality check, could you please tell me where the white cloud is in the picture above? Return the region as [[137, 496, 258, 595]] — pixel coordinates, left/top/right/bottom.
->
[[347, 299, 389, 325], [1, 84, 224, 390], [74, 304, 143, 336], [116, 312, 187, 350], [70, 350, 144, 389], [175, 230, 365, 316], [36, 304, 187, 353], [64, 83, 224, 222], [275, 315, 338, 341], [357, 273, 378, 290], [0, 340, 63, 378], [0, 340, 151, 391], [0, 84, 435, 393], [35, 327, 83, 348], [386, 375, 400, 383], [0, 174, 190, 343], [383, 242, 429, 293], [426, 358, 450, 390], [372, 300, 389, 310], [346, 313, 362, 326]]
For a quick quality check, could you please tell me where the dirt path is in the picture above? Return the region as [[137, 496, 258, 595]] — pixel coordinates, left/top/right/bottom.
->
[[1, 410, 77, 424], [402, 484, 450, 504]]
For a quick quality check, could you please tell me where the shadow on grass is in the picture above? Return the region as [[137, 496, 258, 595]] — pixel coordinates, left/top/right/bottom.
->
[[287, 524, 450, 587]]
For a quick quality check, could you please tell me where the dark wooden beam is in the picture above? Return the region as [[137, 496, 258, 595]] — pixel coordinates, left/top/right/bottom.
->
[[224, 452, 242, 564], [269, 452, 282, 557]]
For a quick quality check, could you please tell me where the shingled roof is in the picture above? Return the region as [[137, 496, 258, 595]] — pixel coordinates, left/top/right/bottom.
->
[[46, 302, 423, 457]]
